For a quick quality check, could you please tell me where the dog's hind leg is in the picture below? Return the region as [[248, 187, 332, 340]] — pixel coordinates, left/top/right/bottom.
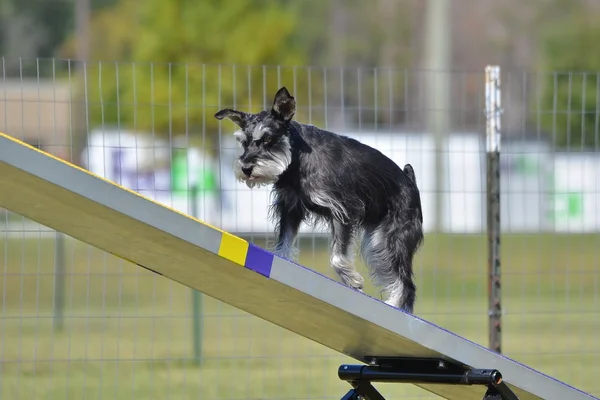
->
[[361, 214, 423, 313], [330, 220, 364, 291]]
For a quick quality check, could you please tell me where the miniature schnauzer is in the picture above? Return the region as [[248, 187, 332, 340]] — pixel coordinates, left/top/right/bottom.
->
[[214, 87, 424, 313]]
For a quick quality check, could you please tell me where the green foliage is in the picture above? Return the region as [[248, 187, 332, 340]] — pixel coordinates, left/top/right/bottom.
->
[[289, 0, 415, 128], [537, 4, 600, 149], [57, 0, 140, 151], [58, 0, 418, 144], [60, 0, 315, 147]]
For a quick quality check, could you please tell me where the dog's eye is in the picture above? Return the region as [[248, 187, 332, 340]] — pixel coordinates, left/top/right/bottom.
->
[[262, 136, 272, 145]]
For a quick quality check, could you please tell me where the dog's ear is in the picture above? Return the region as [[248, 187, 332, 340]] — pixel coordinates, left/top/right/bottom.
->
[[271, 87, 296, 122], [214, 109, 248, 128]]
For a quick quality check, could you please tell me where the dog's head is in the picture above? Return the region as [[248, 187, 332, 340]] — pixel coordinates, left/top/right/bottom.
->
[[215, 87, 296, 188]]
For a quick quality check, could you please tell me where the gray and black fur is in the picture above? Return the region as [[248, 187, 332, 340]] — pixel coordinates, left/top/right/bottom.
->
[[215, 87, 424, 313]]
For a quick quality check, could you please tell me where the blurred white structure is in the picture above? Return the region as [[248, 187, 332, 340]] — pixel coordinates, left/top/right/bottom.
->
[[82, 129, 600, 235]]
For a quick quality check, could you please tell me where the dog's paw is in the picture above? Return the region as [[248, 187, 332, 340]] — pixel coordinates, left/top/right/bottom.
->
[[384, 298, 399, 308], [272, 245, 297, 261]]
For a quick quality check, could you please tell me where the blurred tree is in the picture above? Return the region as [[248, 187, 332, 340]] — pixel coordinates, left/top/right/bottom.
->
[[59, 0, 139, 127], [291, 0, 416, 130], [0, 0, 117, 77], [0, 0, 70, 76], [60, 0, 310, 149], [537, 1, 600, 149]]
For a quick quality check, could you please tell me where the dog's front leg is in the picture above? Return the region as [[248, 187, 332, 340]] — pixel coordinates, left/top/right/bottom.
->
[[273, 211, 303, 261]]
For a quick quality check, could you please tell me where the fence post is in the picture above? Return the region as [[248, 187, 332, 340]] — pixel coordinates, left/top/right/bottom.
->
[[190, 183, 204, 366], [485, 65, 502, 354], [173, 145, 205, 366], [53, 231, 65, 332]]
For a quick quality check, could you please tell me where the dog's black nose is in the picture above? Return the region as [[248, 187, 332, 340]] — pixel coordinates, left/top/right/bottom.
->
[[241, 166, 253, 176]]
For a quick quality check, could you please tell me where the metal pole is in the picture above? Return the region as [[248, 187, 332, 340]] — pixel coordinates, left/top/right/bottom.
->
[[53, 231, 65, 332], [190, 182, 203, 366], [52, 0, 89, 334], [72, 0, 90, 167], [75, 0, 90, 63], [423, 0, 451, 232], [55, 0, 89, 332], [485, 65, 502, 354]]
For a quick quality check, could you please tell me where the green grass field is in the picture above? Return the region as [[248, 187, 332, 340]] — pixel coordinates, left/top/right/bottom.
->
[[1, 228, 599, 399]]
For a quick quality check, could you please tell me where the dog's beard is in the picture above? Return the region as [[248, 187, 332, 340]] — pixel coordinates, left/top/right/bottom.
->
[[234, 141, 292, 189]]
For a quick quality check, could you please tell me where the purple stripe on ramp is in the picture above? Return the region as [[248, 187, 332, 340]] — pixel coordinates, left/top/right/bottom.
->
[[244, 243, 274, 277]]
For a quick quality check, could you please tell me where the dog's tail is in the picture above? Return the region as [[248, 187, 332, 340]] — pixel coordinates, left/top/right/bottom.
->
[[403, 163, 423, 225], [403, 163, 417, 185]]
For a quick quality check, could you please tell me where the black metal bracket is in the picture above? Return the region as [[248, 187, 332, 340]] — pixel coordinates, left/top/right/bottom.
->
[[338, 356, 519, 400]]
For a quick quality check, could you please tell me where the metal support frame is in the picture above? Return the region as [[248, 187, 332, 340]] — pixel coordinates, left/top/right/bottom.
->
[[338, 357, 519, 400]]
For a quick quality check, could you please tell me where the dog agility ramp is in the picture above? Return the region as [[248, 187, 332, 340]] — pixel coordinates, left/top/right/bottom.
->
[[0, 131, 595, 400]]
